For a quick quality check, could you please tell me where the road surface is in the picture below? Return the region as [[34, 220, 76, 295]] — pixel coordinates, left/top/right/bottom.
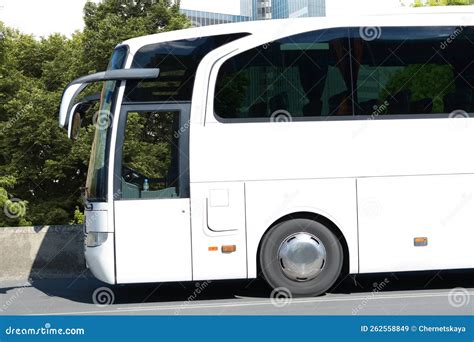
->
[[1, 270, 473, 315]]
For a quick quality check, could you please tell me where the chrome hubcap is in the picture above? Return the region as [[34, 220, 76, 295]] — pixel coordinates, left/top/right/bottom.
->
[[277, 232, 327, 281]]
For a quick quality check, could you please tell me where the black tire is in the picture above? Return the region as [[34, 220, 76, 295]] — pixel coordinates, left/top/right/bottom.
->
[[259, 218, 343, 297]]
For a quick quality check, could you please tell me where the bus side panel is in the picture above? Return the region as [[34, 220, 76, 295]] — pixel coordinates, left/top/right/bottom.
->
[[190, 182, 248, 281], [358, 174, 474, 273], [245, 178, 359, 278]]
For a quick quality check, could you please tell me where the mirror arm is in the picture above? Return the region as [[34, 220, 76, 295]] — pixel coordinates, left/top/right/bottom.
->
[[81, 93, 101, 104], [59, 68, 160, 128], [69, 68, 160, 85]]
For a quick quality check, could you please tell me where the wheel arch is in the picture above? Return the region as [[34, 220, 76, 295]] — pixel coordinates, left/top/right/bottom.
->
[[256, 211, 350, 279]]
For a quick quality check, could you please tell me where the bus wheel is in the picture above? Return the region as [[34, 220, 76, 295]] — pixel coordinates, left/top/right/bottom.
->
[[259, 218, 343, 297]]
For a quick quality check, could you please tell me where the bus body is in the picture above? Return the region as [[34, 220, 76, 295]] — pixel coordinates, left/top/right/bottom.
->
[[59, 10, 474, 296]]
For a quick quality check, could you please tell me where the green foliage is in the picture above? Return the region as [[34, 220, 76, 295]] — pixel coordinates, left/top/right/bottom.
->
[[0, 1, 190, 227], [412, 0, 474, 6], [122, 111, 173, 179], [215, 74, 250, 118], [70, 206, 85, 225], [381, 64, 455, 113], [82, 0, 189, 72], [0, 176, 31, 227]]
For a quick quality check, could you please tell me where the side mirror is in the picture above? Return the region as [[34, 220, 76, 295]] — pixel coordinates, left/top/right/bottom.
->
[[59, 83, 88, 129], [67, 93, 102, 139], [68, 104, 84, 140]]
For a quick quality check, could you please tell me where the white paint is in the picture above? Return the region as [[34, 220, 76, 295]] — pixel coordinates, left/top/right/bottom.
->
[[358, 175, 474, 272], [62, 10, 474, 287], [191, 183, 247, 280], [114, 199, 192, 283]]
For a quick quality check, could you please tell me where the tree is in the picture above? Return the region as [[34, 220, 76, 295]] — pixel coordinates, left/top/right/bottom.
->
[[0, 0, 190, 227], [81, 0, 190, 72], [0, 176, 30, 227], [412, 0, 474, 6]]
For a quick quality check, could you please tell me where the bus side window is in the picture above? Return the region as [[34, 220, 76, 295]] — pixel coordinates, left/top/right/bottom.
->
[[352, 26, 474, 116], [121, 111, 181, 200], [214, 28, 352, 120]]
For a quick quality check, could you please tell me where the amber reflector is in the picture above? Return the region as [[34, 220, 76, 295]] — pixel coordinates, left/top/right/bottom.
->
[[414, 237, 428, 246], [221, 245, 237, 253]]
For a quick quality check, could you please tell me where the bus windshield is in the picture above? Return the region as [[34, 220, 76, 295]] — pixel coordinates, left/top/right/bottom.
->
[[85, 46, 128, 201]]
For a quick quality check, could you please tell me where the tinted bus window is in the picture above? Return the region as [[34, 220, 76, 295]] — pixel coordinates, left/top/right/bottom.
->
[[124, 33, 249, 102], [215, 28, 352, 120], [352, 26, 474, 115]]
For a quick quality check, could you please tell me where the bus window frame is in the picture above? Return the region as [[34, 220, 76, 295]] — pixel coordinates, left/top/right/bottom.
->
[[113, 101, 191, 200]]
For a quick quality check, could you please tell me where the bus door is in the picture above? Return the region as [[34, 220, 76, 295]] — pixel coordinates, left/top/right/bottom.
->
[[113, 103, 192, 283]]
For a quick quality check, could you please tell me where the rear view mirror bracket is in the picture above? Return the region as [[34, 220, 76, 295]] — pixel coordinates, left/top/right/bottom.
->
[[59, 68, 160, 130]]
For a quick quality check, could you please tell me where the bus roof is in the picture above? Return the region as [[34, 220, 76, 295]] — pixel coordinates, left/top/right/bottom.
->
[[121, 7, 474, 54]]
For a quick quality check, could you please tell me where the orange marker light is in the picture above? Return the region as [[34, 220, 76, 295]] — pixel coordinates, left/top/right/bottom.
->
[[414, 237, 428, 246], [221, 245, 237, 253], [208, 246, 218, 251]]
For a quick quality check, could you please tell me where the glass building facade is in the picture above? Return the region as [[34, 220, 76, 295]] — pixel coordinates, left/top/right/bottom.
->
[[272, 0, 326, 19], [253, 0, 272, 20], [179, 0, 326, 27], [180, 9, 252, 26]]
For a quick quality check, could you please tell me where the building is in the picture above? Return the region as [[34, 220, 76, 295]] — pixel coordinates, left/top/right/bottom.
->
[[180, 8, 251, 26], [272, 0, 326, 19], [253, 0, 272, 20], [240, 0, 253, 17], [179, 0, 325, 27]]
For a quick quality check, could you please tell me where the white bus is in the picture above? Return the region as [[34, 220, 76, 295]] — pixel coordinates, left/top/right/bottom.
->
[[59, 10, 474, 296]]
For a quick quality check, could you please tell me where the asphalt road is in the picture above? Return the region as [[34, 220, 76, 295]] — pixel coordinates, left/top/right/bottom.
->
[[0, 270, 473, 315]]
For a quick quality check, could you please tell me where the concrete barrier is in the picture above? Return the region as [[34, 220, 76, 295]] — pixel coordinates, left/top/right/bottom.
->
[[0, 225, 86, 281]]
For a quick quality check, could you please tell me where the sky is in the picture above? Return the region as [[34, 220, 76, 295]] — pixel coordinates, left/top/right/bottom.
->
[[0, 0, 242, 37], [180, 0, 240, 14], [0, 0, 416, 38], [0, 0, 89, 37]]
